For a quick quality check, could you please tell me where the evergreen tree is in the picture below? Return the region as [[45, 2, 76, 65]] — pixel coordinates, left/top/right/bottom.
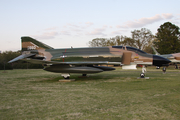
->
[[154, 22, 180, 54]]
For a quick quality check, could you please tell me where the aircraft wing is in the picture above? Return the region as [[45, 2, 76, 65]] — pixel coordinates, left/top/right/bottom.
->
[[21, 59, 121, 65]]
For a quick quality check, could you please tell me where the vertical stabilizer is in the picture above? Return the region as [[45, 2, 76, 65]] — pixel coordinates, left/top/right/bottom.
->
[[21, 36, 54, 51], [151, 46, 160, 55]]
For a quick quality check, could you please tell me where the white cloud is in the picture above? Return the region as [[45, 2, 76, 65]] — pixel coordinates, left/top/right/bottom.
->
[[85, 22, 94, 26], [64, 22, 94, 29], [44, 27, 58, 31], [61, 22, 95, 36], [110, 31, 122, 35], [110, 30, 128, 36], [67, 23, 79, 28], [86, 27, 106, 36], [170, 14, 180, 25], [117, 13, 174, 29], [162, 13, 174, 19], [32, 31, 59, 40], [60, 31, 71, 35]]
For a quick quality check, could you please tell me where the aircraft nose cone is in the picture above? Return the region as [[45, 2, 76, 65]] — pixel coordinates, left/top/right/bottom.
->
[[153, 55, 171, 66]]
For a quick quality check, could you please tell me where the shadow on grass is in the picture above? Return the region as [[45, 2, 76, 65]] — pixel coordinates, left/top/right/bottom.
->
[[29, 73, 119, 83], [28, 69, 173, 83]]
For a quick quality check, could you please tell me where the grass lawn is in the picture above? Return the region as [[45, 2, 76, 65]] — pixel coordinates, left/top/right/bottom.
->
[[0, 66, 180, 119]]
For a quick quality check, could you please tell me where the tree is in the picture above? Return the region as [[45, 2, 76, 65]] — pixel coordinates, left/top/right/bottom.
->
[[88, 28, 154, 53], [154, 22, 180, 54], [131, 28, 154, 51], [106, 36, 126, 46], [88, 36, 126, 47], [88, 38, 108, 47], [0, 51, 21, 70], [122, 37, 136, 47], [0, 51, 43, 70]]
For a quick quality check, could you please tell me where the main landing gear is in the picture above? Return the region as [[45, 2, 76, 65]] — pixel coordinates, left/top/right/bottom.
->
[[162, 67, 166, 74], [138, 65, 149, 79], [175, 64, 178, 69], [82, 74, 87, 77], [140, 65, 146, 78], [61, 73, 88, 80], [59, 73, 75, 82], [78, 74, 88, 78], [61, 73, 70, 79]]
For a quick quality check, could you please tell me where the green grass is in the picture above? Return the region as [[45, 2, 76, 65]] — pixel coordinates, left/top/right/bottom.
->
[[0, 66, 180, 119]]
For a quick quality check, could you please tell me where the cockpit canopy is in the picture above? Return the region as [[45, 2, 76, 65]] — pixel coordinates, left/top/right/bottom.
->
[[112, 46, 147, 54]]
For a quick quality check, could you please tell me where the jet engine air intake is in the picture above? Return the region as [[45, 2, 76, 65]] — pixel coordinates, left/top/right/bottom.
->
[[122, 52, 132, 65]]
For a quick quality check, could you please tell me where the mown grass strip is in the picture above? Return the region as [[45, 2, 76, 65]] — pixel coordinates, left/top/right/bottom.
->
[[0, 67, 180, 119]]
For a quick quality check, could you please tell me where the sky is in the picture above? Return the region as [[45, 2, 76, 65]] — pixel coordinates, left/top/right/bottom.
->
[[0, 0, 180, 52]]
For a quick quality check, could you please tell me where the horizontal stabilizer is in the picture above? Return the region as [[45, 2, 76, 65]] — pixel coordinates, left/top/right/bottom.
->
[[8, 53, 35, 63]]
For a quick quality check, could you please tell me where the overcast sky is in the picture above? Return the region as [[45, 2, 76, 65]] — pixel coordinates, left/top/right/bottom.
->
[[0, 0, 180, 51]]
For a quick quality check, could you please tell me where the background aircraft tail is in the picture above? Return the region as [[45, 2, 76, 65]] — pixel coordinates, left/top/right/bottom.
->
[[21, 36, 54, 51], [151, 46, 160, 55]]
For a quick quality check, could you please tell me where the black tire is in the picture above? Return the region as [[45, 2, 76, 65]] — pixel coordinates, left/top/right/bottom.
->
[[140, 73, 145, 78], [63, 76, 69, 79]]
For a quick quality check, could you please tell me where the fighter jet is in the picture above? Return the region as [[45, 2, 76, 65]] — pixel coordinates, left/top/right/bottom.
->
[[8, 37, 171, 79], [152, 46, 180, 69]]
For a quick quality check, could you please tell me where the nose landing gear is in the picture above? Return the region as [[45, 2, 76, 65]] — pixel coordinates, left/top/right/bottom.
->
[[140, 65, 146, 78], [138, 65, 149, 79], [140, 73, 145, 78]]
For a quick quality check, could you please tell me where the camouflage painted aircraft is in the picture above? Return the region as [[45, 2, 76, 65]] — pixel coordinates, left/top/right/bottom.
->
[[9, 37, 171, 79], [152, 46, 180, 68]]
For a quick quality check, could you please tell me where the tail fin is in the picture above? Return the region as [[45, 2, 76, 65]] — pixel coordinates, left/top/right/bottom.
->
[[21, 36, 54, 51], [151, 46, 160, 55]]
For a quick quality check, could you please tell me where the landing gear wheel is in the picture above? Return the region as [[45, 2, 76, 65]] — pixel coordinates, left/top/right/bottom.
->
[[156, 66, 160, 69], [175, 65, 178, 69], [162, 67, 166, 73], [140, 73, 145, 78], [63, 76, 70, 79], [82, 74, 87, 77]]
